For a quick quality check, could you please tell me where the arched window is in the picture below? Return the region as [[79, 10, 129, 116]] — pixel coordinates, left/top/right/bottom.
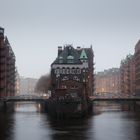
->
[[58, 56, 63, 63], [59, 68, 62, 74], [62, 67, 65, 74], [55, 67, 60, 74], [71, 67, 75, 74], [66, 67, 70, 74], [76, 68, 81, 74]]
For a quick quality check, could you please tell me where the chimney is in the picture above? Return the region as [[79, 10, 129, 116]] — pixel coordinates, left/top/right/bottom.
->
[[58, 46, 62, 56], [0, 27, 4, 39], [77, 46, 81, 50]]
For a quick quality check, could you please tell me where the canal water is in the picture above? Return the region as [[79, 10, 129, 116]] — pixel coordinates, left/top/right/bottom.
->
[[0, 102, 140, 140]]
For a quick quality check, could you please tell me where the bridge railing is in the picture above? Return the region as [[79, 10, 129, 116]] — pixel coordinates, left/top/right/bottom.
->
[[0, 95, 48, 102]]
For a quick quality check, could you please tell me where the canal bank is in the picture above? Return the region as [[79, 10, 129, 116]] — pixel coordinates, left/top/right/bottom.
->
[[0, 100, 15, 112], [45, 99, 93, 119]]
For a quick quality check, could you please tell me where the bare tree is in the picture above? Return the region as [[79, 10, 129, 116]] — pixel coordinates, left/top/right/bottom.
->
[[35, 74, 51, 94]]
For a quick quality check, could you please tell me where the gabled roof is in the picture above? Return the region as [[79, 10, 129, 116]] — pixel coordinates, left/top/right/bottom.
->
[[52, 45, 82, 65], [51, 45, 94, 66]]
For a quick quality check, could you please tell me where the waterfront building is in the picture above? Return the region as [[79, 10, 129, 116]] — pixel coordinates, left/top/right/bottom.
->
[[51, 45, 94, 99], [95, 68, 121, 94], [120, 54, 135, 95], [134, 40, 140, 96], [0, 27, 16, 97]]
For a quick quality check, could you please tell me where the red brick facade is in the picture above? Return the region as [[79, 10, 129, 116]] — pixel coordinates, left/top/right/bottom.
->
[[0, 27, 16, 98], [120, 55, 135, 95], [95, 68, 120, 94], [135, 40, 140, 96]]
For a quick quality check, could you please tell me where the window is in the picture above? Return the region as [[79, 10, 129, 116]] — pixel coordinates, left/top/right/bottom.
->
[[76, 68, 81, 74], [59, 69, 62, 74], [71, 68, 75, 74], [67, 59, 74, 63], [58, 56, 63, 63], [73, 76, 79, 81], [62, 68, 65, 74], [54, 69, 57, 74], [59, 59, 63, 63], [56, 67, 60, 74], [69, 69, 72, 74], [67, 55, 74, 63], [66, 68, 70, 74], [83, 69, 86, 72]]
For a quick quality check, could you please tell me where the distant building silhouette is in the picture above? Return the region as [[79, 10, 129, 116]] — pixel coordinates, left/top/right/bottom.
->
[[95, 68, 120, 94], [120, 54, 135, 95], [20, 77, 38, 94], [0, 27, 16, 97]]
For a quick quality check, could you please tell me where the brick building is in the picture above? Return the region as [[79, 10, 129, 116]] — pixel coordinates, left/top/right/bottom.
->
[[95, 68, 120, 94], [134, 40, 140, 96], [120, 54, 135, 95], [0, 27, 16, 97], [51, 45, 94, 99]]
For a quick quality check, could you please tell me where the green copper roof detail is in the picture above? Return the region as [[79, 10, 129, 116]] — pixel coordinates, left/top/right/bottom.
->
[[80, 49, 88, 59]]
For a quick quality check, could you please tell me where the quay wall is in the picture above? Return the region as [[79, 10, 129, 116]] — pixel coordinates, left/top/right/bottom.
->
[[0, 101, 15, 112]]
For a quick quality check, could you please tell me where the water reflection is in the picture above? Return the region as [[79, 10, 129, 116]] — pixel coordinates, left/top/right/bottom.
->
[[0, 102, 140, 140], [47, 117, 92, 140], [92, 102, 140, 140], [0, 111, 14, 140]]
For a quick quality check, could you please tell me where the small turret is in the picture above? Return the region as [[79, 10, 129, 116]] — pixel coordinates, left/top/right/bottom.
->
[[80, 49, 88, 61]]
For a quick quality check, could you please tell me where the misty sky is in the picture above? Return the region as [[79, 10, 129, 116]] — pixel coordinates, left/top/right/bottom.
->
[[0, 0, 140, 78]]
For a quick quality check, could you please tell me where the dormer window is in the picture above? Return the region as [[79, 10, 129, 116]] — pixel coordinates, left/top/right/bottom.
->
[[67, 55, 74, 63], [58, 56, 63, 63]]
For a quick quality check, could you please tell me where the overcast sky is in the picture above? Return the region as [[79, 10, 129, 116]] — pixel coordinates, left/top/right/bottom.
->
[[0, 0, 140, 78]]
